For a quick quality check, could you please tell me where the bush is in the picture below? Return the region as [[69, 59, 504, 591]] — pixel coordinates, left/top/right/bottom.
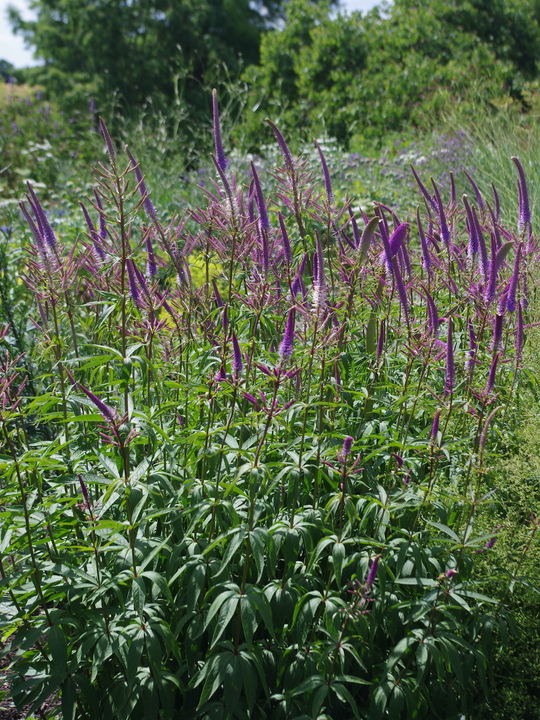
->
[[0, 104, 538, 719]]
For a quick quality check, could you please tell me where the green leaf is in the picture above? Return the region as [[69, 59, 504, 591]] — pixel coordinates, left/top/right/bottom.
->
[[385, 636, 416, 672], [132, 576, 146, 619], [48, 625, 67, 679], [332, 541, 346, 586], [331, 682, 360, 718], [290, 674, 325, 696], [426, 521, 460, 543], [241, 594, 258, 646]]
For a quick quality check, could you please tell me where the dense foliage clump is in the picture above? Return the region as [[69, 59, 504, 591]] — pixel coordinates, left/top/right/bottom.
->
[[0, 98, 539, 718]]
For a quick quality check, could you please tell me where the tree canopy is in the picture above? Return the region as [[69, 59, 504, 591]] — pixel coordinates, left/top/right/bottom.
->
[[241, 0, 540, 147], [8, 0, 335, 114]]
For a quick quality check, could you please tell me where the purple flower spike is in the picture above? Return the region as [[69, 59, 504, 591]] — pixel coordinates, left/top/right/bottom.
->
[[465, 319, 477, 374], [232, 332, 243, 378], [99, 118, 117, 165], [425, 288, 440, 336], [314, 140, 333, 203], [146, 235, 157, 278], [279, 308, 295, 360], [393, 264, 409, 324], [472, 205, 489, 282], [444, 318, 455, 396], [485, 352, 500, 395], [417, 209, 432, 274], [464, 169, 485, 213], [365, 554, 381, 593], [212, 88, 228, 173], [222, 305, 229, 333], [387, 223, 409, 263], [93, 188, 108, 240], [492, 313, 504, 351], [431, 179, 450, 245], [507, 243, 522, 313], [410, 165, 437, 211], [338, 435, 353, 463], [78, 474, 90, 506], [19, 201, 48, 259], [463, 195, 478, 257], [126, 147, 158, 222], [126, 258, 141, 306], [485, 233, 498, 304], [80, 201, 106, 262], [312, 233, 327, 316], [512, 156, 531, 233], [267, 119, 293, 173], [26, 183, 57, 250], [212, 279, 224, 308], [65, 367, 118, 423], [431, 408, 441, 445], [278, 213, 292, 265], [251, 162, 270, 231]]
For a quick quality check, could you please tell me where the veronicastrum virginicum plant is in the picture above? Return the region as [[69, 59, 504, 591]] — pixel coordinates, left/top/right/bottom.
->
[[0, 90, 538, 720]]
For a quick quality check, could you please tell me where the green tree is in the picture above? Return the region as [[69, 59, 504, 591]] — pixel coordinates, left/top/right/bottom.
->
[[241, 0, 540, 148], [8, 0, 335, 115]]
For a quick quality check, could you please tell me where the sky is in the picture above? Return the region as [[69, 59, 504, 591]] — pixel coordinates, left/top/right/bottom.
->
[[0, 0, 382, 68]]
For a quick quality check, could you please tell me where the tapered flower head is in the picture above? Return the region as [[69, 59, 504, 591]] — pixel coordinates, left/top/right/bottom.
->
[[338, 435, 353, 463], [279, 308, 295, 360], [212, 88, 228, 173], [126, 147, 158, 222], [267, 119, 293, 173], [365, 554, 382, 593], [464, 169, 485, 213], [444, 318, 455, 396], [99, 118, 117, 165], [512, 156, 531, 233], [431, 179, 450, 245], [314, 140, 333, 204], [251, 162, 270, 231], [232, 332, 243, 378]]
